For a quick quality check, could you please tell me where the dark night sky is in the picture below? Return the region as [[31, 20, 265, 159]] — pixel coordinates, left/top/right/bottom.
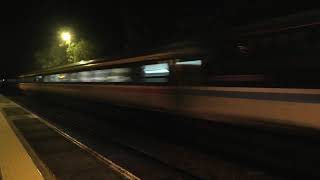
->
[[0, 1, 319, 77]]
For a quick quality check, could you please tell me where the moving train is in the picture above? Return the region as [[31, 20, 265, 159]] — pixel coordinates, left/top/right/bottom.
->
[[18, 11, 320, 130]]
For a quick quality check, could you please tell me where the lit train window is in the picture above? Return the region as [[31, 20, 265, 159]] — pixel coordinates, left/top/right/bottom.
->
[[43, 68, 131, 83], [44, 74, 59, 82], [90, 70, 107, 82], [98, 68, 131, 82], [142, 63, 170, 77], [58, 74, 67, 81], [35, 75, 43, 82], [175, 60, 202, 66], [69, 72, 79, 82], [141, 63, 170, 83], [77, 71, 94, 82]]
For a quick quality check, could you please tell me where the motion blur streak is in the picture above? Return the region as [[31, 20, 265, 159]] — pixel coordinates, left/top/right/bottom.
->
[[18, 82, 320, 129]]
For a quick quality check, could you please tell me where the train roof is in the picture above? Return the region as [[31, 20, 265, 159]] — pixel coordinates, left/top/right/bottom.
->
[[20, 41, 208, 78]]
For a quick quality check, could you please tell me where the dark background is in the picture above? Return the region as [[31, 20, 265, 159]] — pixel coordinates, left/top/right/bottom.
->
[[0, 1, 319, 77]]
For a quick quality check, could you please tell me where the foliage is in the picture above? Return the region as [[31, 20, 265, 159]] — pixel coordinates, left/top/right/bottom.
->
[[66, 40, 95, 63], [35, 41, 68, 69], [35, 36, 95, 69]]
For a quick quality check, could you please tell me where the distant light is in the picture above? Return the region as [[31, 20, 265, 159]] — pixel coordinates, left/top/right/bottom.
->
[[61, 32, 71, 42], [176, 60, 202, 66]]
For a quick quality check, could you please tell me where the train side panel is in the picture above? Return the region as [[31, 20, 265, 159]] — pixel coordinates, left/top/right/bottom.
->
[[179, 86, 320, 129], [18, 83, 177, 112], [19, 83, 320, 130]]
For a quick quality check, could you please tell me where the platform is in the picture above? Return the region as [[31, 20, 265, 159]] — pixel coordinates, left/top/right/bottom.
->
[[0, 97, 44, 180], [0, 95, 138, 180]]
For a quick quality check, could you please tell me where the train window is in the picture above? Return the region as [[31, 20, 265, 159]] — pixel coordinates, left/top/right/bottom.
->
[[69, 72, 79, 82], [58, 74, 67, 81], [236, 43, 249, 55], [44, 74, 59, 82], [77, 71, 93, 82], [99, 68, 131, 82], [35, 75, 43, 82], [175, 60, 202, 66], [142, 63, 169, 77], [90, 70, 107, 82], [42, 68, 132, 83], [140, 63, 170, 83], [171, 59, 203, 85]]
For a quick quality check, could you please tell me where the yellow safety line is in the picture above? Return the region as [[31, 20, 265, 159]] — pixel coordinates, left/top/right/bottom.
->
[[0, 111, 44, 180]]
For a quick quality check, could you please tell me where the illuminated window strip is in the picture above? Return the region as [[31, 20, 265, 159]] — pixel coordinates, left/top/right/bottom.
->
[[176, 60, 202, 66]]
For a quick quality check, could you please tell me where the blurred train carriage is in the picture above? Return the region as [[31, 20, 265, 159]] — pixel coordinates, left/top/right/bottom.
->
[[19, 43, 210, 112], [18, 10, 320, 130]]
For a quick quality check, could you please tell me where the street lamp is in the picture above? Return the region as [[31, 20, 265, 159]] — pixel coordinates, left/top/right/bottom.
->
[[61, 32, 71, 44]]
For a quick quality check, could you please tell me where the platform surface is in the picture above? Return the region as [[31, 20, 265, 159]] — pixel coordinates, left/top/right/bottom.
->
[[0, 95, 44, 180]]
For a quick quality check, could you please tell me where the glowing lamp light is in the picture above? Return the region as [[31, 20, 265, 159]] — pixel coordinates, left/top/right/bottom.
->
[[61, 32, 71, 42]]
